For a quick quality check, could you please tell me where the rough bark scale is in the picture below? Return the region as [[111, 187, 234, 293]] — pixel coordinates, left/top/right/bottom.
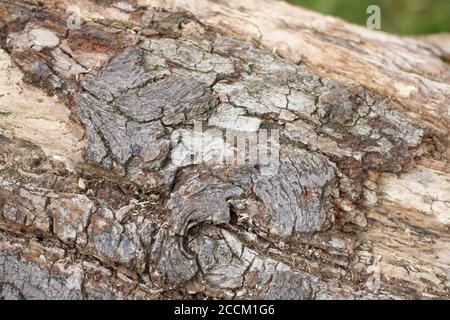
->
[[0, 0, 449, 299]]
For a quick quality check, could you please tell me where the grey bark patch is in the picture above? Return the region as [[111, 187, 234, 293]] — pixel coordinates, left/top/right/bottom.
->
[[77, 93, 132, 165], [253, 148, 336, 236], [150, 172, 244, 287], [0, 282, 24, 300], [265, 264, 314, 300], [194, 233, 248, 291], [150, 228, 198, 286], [115, 75, 215, 124], [83, 120, 108, 164], [49, 194, 95, 245], [167, 172, 244, 237], [77, 91, 171, 167], [12, 51, 64, 95], [190, 227, 319, 299], [87, 207, 137, 265], [0, 253, 83, 300], [81, 47, 152, 102], [76, 46, 216, 169], [127, 121, 169, 162], [1, 189, 50, 233]]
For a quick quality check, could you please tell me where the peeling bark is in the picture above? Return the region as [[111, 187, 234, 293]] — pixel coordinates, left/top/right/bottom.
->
[[0, 0, 449, 300]]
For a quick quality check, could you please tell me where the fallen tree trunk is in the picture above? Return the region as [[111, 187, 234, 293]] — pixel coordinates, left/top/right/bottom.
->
[[0, 0, 449, 300]]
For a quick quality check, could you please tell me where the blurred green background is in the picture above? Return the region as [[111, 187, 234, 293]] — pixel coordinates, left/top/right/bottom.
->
[[287, 0, 450, 35]]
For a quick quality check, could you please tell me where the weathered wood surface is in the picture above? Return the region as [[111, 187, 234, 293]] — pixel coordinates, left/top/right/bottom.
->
[[0, 0, 449, 299]]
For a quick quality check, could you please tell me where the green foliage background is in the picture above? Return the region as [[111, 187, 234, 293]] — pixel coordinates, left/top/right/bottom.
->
[[287, 0, 450, 35]]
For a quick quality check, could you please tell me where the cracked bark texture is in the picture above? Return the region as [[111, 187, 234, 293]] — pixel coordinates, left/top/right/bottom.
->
[[0, 0, 449, 300]]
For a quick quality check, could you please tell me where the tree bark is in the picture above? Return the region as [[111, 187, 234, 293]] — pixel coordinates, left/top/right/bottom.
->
[[0, 0, 449, 300]]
